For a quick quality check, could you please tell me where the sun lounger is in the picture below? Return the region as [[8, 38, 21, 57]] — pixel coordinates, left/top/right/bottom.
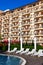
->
[[16, 48, 24, 54], [26, 49, 36, 55], [38, 50, 43, 57], [20, 48, 29, 54], [33, 49, 42, 56], [9, 48, 17, 52]]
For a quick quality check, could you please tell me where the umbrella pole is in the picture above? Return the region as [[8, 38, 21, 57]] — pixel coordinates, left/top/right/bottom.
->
[[34, 37, 36, 50], [8, 38, 10, 52]]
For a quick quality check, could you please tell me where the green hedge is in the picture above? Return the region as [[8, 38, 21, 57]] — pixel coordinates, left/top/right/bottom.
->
[[23, 43, 34, 51], [10, 43, 20, 50], [0, 43, 43, 52], [36, 44, 43, 51]]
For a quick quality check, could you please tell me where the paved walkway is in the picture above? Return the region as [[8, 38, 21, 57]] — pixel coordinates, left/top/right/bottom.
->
[[14, 53, 43, 65]]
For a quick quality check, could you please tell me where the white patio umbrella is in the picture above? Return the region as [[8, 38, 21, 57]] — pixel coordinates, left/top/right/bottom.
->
[[8, 17, 12, 52], [19, 22, 23, 50], [19, 14, 23, 50]]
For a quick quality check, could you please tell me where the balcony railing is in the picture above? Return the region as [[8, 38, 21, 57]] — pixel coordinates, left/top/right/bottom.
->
[[4, 31, 8, 33], [35, 26, 39, 29], [3, 21, 9, 24], [22, 9, 30, 15], [22, 10, 26, 14], [35, 20, 43, 24], [34, 6, 39, 11], [22, 22, 30, 25], [12, 30, 18, 32], [12, 24, 18, 27], [22, 17, 30, 21], [34, 5, 43, 12], [4, 26, 8, 29], [22, 16, 30, 19]]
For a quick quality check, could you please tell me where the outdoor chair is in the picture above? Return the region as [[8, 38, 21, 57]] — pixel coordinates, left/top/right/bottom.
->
[[16, 48, 24, 54], [26, 49, 36, 55], [20, 48, 29, 54], [9, 48, 17, 53], [33, 49, 43, 56], [38, 50, 43, 57]]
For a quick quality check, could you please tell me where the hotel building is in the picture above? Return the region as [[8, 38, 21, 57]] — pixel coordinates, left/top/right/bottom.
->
[[0, 0, 43, 45]]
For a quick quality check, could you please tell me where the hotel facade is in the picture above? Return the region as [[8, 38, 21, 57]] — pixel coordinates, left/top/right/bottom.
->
[[0, 0, 43, 45]]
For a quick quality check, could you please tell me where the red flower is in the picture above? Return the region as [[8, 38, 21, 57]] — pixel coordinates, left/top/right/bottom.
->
[[11, 40, 20, 44], [3, 39, 8, 45]]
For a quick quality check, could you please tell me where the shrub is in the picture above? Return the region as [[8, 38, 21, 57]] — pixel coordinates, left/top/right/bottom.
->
[[10, 43, 20, 50], [0, 43, 3, 50], [2, 44, 8, 52], [36, 44, 43, 51], [10, 44, 15, 50]]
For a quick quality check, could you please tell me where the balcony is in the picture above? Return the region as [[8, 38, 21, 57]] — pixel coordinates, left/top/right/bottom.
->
[[40, 5, 43, 10], [12, 35, 19, 37], [12, 15, 18, 19], [27, 8, 30, 13], [22, 28, 30, 31], [35, 25, 43, 30], [12, 34, 18, 36], [22, 10, 26, 15], [12, 19, 19, 22], [12, 30, 18, 32], [39, 33, 43, 36], [12, 18, 19, 21], [39, 20, 43, 23], [23, 34, 30, 37], [12, 24, 18, 27], [22, 14, 30, 19], [35, 34, 43, 37], [41, 1, 43, 4], [34, 6, 39, 11], [22, 9, 30, 15], [12, 12, 17, 17], [34, 5, 43, 12], [4, 31, 8, 33], [35, 21, 40, 24], [22, 23, 30, 26], [35, 18, 43, 24], [4, 26, 8, 29], [22, 21, 30, 26], [12, 20, 18, 23], [12, 12, 18, 16], [4, 18, 9, 21], [22, 17, 30, 21], [38, 24, 43, 29], [35, 25, 39, 29], [36, 15, 43, 18], [39, 38, 43, 43], [3, 21, 9, 24], [35, 32, 39, 35], [39, 30, 43, 35]]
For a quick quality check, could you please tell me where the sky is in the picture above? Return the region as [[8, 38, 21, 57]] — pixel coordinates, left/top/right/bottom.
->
[[0, 0, 38, 11]]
